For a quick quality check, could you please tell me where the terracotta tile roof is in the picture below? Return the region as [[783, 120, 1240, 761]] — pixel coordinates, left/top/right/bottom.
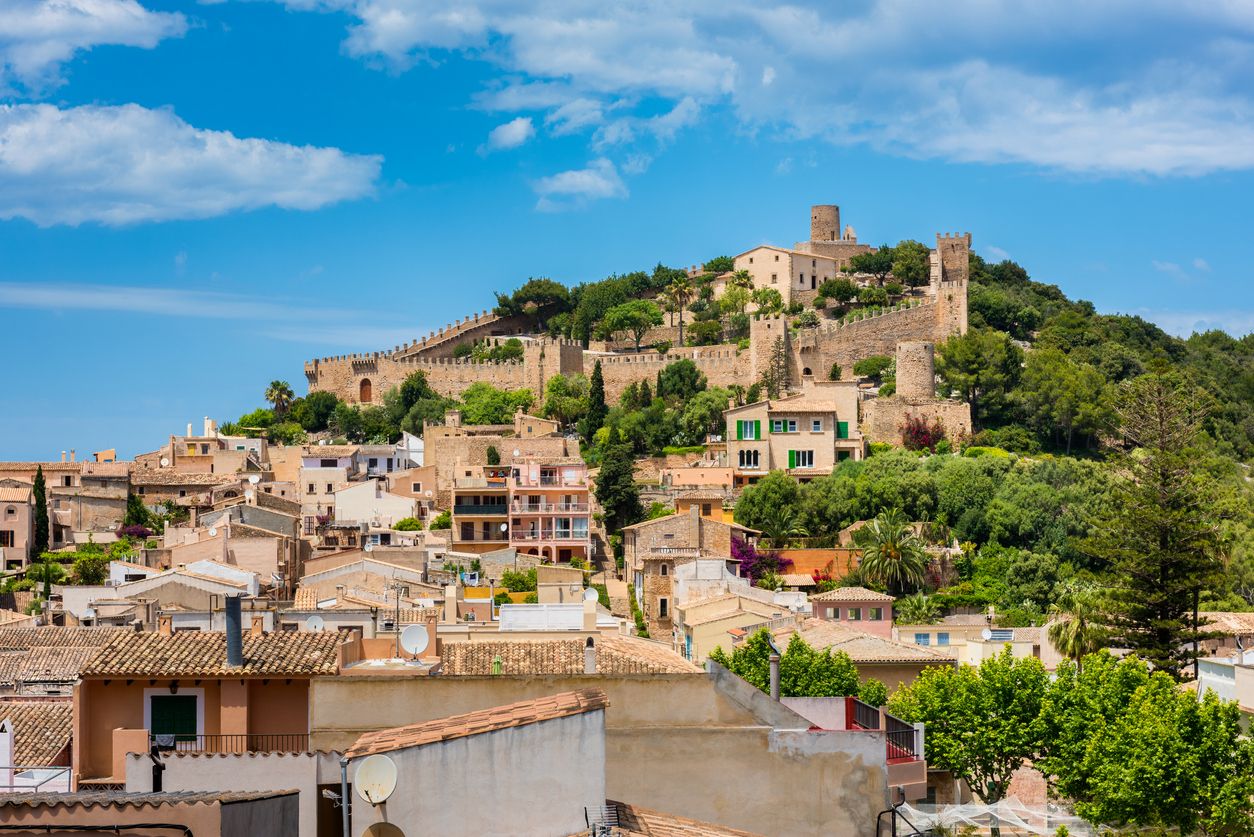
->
[[0, 790, 298, 808], [0, 627, 132, 651], [773, 618, 957, 664], [0, 646, 101, 685], [609, 801, 764, 836], [345, 688, 608, 758], [0, 487, 31, 503], [292, 587, 318, 609], [809, 586, 894, 603], [0, 700, 72, 765], [80, 630, 347, 677], [301, 445, 358, 458], [780, 573, 816, 587], [80, 462, 130, 478], [1201, 612, 1254, 635], [440, 634, 700, 676]]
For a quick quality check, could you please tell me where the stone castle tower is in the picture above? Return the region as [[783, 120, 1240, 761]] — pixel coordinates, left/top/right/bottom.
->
[[810, 205, 840, 242], [895, 341, 936, 400], [933, 232, 970, 336]]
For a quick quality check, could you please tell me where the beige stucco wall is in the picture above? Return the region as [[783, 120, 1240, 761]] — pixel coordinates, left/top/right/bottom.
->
[[351, 710, 605, 837]]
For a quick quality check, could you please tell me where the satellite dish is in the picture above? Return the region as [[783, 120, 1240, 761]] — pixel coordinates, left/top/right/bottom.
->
[[306, 615, 326, 632], [364, 543, 375, 553], [980, 628, 993, 641], [244, 490, 255, 500], [159, 457, 170, 467], [399, 624, 430, 656], [208, 527, 218, 537], [512, 449, 520, 457], [248, 475, 261, 485], [364, 824, 405, 837], [424, 490, 432, 498], [499, 522, 508, 532], [355, 754, 398, 805], [583, 588, 598, 603]]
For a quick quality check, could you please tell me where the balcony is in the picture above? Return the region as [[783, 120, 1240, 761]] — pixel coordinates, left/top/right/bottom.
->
[[453, 504, 509, 516], [512, 530, 590, 543], [150, 733, 311, 754], [513, 476, 586, 488], [510, 502, 590, 514], [846, 696, 922, 762]]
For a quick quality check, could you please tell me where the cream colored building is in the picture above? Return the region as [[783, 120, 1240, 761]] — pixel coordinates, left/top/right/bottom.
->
[[732, 245, 839, 307], [332, 478, 418, 530], [893, 616, 1062, 670], [675, 593, 793, 663], [724, 381, 864, 487]]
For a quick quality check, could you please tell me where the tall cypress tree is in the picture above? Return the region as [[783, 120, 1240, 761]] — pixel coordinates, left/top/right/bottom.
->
[[1085, 374, 1225, 680], [585, 360, 607, 440], [31, 465, 49, 559], [594, 426, 641, 535]]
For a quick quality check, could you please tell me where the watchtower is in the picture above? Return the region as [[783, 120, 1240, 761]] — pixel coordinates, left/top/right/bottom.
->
[[810, 205, 840, 242], [934, 232, 971, 336], [895, 342, 936, 401]]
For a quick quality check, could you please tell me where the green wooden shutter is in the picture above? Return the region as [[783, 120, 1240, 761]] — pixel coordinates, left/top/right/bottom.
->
[[754, 420, 761, 440], [837, 421, 849, 439], [788, 450, 796, 469], [736, 420, 743, 440]]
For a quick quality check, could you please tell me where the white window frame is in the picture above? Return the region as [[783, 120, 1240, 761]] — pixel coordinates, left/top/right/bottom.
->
[[143, 687, 206, 736], [794, 450, 815, 468], [914, 633, 931, 646], [811, 419, 823, 432]]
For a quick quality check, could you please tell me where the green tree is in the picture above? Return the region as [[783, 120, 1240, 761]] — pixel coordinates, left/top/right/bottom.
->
[[889, 648, 1048, 803], [936, 328, 1024, 429], [291, 390, 340, 432], [1046, 582, 1108, 670], [598, 299, 664, 351], [703, 256, 734, 273], [542, 374, 589, 430], [594, 426, 642, 534], [679, 389, 732, 445], [494, 277, 571, 330], [123, 493, 152, 529], [855, 508, 928, 594], [891, 240, 931, 287], [852, 355, 893, 380], [709, 629, 860, 697], [582, 361, 608, 442], [485, 445, 500, 466], [1084, 374, 1225, 680], [656, 359, 707, 403], [894, 592, 941, 625], [846, 248, 895, 283], [686, 320, 723, 346], [31, 466, 48, 560], [750, 287, 784, 314], [393, 517, 422, 531], [859, 678, 889, 707], [458, 382, 533, 425], [73, 551, 108, 585], [265, 380, 295, 417], [1017, 348, 1113, 454], [857, 285, 888, 307], [428, 510, 451, 530], [500, 567, 538, 592], [734, 471, 802, 533]]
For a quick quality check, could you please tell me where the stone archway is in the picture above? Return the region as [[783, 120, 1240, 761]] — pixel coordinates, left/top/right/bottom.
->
[[359, 378, 373, 403]]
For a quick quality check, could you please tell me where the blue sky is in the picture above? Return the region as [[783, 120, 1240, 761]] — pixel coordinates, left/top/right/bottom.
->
[[2, 0, 1253, 459]]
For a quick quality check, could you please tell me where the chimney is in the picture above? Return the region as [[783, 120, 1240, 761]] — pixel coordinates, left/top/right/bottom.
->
[[60, 451, 66, 463], [158, 614, 173, 637], [70, 449, 76, 462], [204, 416, 212, 437], [769, 652, 780, 701], [442, 584, 458, 624], [250, 615, 265, 637], [187, 422, 194, 438], [225, 596, 244, 667], [584, 637, 596, 674], [334, 584, 345, 602], [582, 597, 597, 631]]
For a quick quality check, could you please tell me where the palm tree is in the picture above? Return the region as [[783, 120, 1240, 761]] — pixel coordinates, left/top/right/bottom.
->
[[666, 277, 693, 347], [894, 592, 940, 625], [1047, 583, 1108, 671], [762, 506, 808, 547], [856, 508, 927, 594], [266, 380, 295, 417]]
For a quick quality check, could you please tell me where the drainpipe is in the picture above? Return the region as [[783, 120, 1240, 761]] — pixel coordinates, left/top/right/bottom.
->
[[769, 653, 780, 701], [340, 756, 351, 837]]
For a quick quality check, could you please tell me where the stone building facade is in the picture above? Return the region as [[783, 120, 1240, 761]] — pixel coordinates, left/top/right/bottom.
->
[[861, 341, 973, 445]]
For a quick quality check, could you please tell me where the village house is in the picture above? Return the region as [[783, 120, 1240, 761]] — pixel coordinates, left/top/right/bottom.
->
[[622, 507, 760, 638], [331, 478, 418, 534], [450, 464, 511, 555], [766, 617, 958, 691], [732, 245, 841, 308], [723, 381, 864, 488], [810, 587, 895, 638], [0, 482, 33, 571], [509, 457, 592, 563], [893, 613, 1062, 669], [675, 592, 794, 662]]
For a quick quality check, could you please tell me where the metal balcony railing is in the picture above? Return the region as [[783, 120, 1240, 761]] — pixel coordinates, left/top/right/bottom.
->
[[849, 697, 881, 731], [453, 504, 509, 516], [510, 502, 590, 513], [885, 714, 920, 761], [150, 733, 310, 753], [511, 530, 589, 542]]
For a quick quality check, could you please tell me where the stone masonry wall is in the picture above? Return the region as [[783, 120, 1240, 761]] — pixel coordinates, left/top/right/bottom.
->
[[861, 397, 973, 446], [895, 341, 936, 400]]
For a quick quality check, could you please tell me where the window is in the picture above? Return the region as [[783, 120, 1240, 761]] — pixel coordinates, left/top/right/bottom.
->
[[138, 487, 145, 495], [702, 503, 712, 515], [200, 444, 209, 455], [837, 451, 851, 462], [735, 420, 760, 440], [4, 507, 13, 517], [0, 532, 13, 548], [869, 607, 883, 621], [320, 458, 336, 468], [148, 693, 199, 742], [811, 419, 823, 432], [914, 633, 931, 646], [989, 629, 1014, 642], [235, 445, 246, 451], [811, 259, 816, 267], [658, 598, 669, 619], [774, 254, 779, 262], [847, 607, 862, 621], [770, 273, 778, 283], [307, 483, 316, 495], [937, 632, 950, 646], [738, 449, 760, 469], [788, 450, 814, 469], [770, 419, 797, 433], [325, 483, 334, 494], [412, 482, 422, 492], [799, 272, 804, 284], [659, 563, 668, 576], [62, 476, 73, 487], [178, 490, 186, 498], [748, 256, 753, 264], [368, 458, 378, 468]]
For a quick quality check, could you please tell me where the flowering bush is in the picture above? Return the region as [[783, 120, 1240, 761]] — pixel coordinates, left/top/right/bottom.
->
[[901, 414, 946, 452]]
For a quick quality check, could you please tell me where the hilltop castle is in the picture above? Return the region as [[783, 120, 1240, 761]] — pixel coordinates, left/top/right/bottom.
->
[[303, 206, 970, 408]]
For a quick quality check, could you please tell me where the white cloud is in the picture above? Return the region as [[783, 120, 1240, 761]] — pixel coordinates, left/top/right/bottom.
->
[[479, 115, 535, 153], [0, 103, 383, 226], [0, 0, 186, 92], [0, 281, 420, 347], [274, 0, 1254, 176], [545, 98, 605, 135], [1133, 308, 1254, 338], [1193, 257, 1211, 271], [594, 97, 699, 149], [532, 157, 626, 211], [986, 245, 1010, 260]]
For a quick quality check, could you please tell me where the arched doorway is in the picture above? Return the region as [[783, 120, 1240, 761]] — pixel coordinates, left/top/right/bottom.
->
[[359, 378, 373, 403]]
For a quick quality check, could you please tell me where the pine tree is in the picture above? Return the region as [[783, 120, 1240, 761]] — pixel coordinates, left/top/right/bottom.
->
[[594, 426, 641, 535], [31, 465, 48, 559], [1085, 374, 1225, 680]]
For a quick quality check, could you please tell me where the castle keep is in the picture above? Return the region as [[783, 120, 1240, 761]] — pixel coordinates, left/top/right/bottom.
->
[[304, 210, 971, 409]]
